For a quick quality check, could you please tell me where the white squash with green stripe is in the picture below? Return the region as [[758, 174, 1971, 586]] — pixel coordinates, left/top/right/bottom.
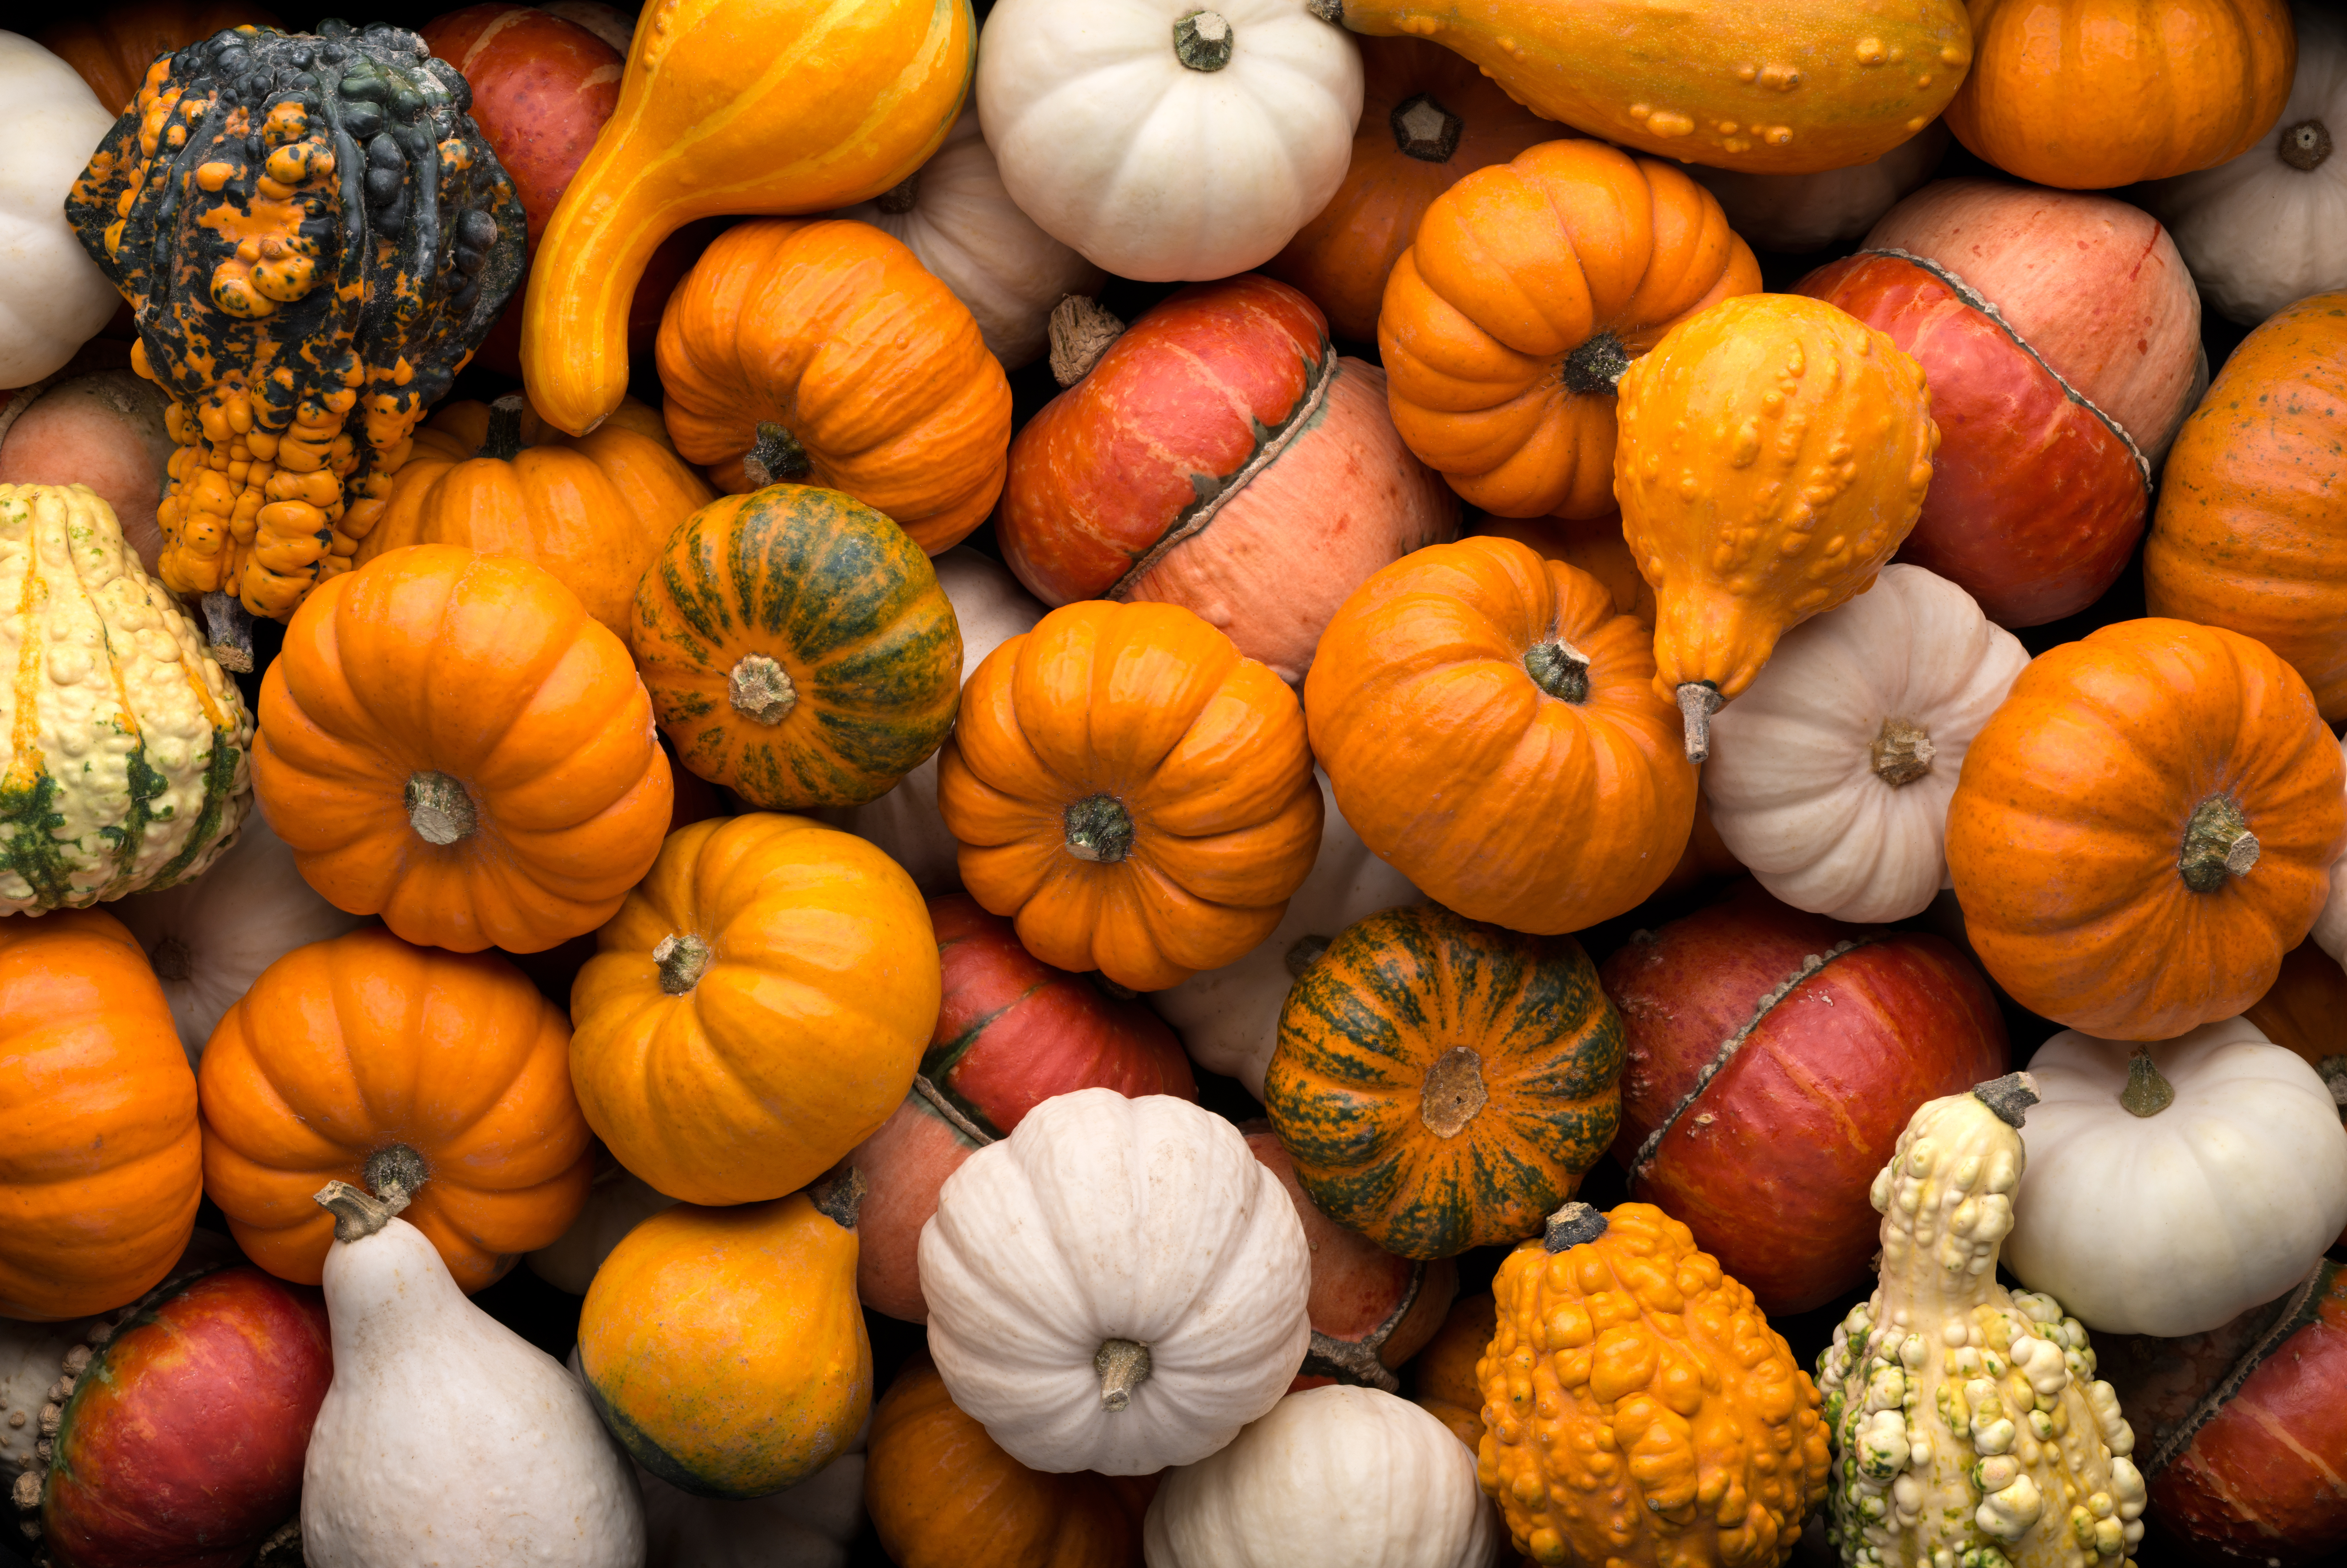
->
[[0, 483, 250, 914]]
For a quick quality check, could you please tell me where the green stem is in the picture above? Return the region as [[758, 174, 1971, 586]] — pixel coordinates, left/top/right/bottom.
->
[[1064, 794, 1134, 864], [2179, 795, 2259, 893], [1523, 640, 1590, 704], [653, 932, 711, 995], [1173, 10, 1233, 70], [741, 422, 812, 487], [1562, 331, 1633, 395], [2121, 1050, 2175, 1118]]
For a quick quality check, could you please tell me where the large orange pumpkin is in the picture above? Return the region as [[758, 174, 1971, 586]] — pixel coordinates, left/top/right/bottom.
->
[[197, 926, 594, 1292], [253, 545, 674, 955], [0, 909, 200, 1321], [1378, 139, 1761, 519]]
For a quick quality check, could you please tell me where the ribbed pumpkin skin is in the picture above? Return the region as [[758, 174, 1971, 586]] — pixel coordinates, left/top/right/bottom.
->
[[1946, 0, 2296, 189], [0, 909, 199, 1321], [633, 484, 963, 810], [1381, 140, 1762, 520], [1946, 618, 2347, 1040], [1265, 906, 1624, 1262], [197, 926, 595, 1291], [1467, 510, 1654, 625], [2146, 292, 2347, 721], [38, 1, 279, 113]]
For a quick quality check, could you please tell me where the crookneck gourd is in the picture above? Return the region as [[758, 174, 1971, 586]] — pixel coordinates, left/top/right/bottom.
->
[[1817, 1075, 2147, 1568], [65, 21, 526, 654]]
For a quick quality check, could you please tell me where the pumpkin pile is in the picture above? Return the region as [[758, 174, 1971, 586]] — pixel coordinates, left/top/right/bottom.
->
[[2, 2, 2345, 1567]]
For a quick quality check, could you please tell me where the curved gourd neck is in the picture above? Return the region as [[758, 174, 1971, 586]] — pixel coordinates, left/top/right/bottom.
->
[[1872, 1076, 2035, 1320]]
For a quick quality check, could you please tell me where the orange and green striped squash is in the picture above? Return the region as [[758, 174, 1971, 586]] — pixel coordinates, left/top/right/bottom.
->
[[632, 484, 963, 810], [1263, 905, 1624, 1261]]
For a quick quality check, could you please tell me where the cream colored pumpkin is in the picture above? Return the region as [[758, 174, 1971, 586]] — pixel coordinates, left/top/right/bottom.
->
[[2314, 732, 2347, 966], [975, 0, 1364, 282], [1690, 121, 1948, 254], [920, 1088, 1311, 1475], [1703, 564, 2030, 924], [2004, 1019, 2347, 1338], [0, 34, 120, 386]]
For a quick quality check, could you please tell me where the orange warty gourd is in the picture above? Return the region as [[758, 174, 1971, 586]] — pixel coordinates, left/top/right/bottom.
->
[[1380, 139, 1762, 520], [522, 0, 976, 437], [1946, 0, 2296, 190], [1304, 537, 1695, 935], [197, 926, 594, 1292], [252, 544, 674, 954], [1946, 618, 2347, 1041], [1616, 293, 1938, 762], [0, 910, 200, 1321], [936, 601, 1323, 993], [1478, 1202, 1831, 1568]]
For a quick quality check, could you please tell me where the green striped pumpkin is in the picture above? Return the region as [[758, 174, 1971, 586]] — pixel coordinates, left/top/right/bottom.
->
[[0, 484, 251, 914], [1264, 905, 1624, 1261], [632, 484, 963, 809]]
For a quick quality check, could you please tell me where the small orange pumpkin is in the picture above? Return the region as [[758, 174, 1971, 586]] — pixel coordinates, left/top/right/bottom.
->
[[1467, 510, 1653, 626]]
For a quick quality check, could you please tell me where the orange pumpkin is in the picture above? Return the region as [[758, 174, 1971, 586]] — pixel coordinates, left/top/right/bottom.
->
[[935, 601, 1323, 992], [1466, 509, 1653, 625], [655, 218, 1012, 554], [197, 926, 594, 1292], [2246, 940, 2347, 1096], [1947, 618, 2347, 1040], [1303, 536, 1695, 936], [1379, 139, 1761, 519], [1409, 1292, 1495, 1452], [37, 2, 281, 113], [252, 545, 674, 955], [0, 909, 200, 1321]]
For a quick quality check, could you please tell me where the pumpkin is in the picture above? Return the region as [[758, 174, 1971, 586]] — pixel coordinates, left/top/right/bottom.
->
[[1303, 537, 1695, 934], [997, 282, 1455, 686], [568, 813, 939, 1208], [578, 1172, 869, 1498], [1466, 509, 1654, 626], [1408, 1292, 1494, 1453], [2001, 1020, 2347, 1338], [197, 925, 593, 1293], [525, 1161, 677, 1296], [1945, 0, 2295, 190], [1599, 879, 2013, 1317], [1142, 1386, 1496, 1568], [850, 892, 1195, 1324], [2244, 937, 2347, 1106], [0, 369, 175, 578], [829, 109, 1106, 370], [1379, 139, 1762, 521], [655, 220, 1012, 553], [1687, 120, 1947, 254], [521, 0, 972, 438], [0, 35, 122, 389], [921, 1089, 1312, 1475], [632, 485, 961, 811], [0, 485, 251, 914], [1264, 37, 1557, 344], [866, 1352, 1156, 1568], [1617, 293, 1938, 763], [64, 23, 529, 629], [0, 909, 201, 1322], [253, 544, 674, 954], [1944, 618, 2347, 1040], [1481, 1201, 1831, 1567], [1265, 904, 1625, 1262], [935, 600, 1323, 992], [367, 393, 715, 647], [2146, 292, 2347, 721], [38, 3, 282, 112], [1817, 1077, 2146, 1568], [1701, 564, 2032, 923], [974, 0, 1363, 282]]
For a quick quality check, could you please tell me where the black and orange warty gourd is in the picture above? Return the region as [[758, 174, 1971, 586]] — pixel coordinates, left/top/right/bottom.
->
[[64, 21, 525, 662]]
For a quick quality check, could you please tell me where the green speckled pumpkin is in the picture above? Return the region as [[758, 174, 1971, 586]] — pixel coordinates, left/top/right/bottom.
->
[[632, 484, 962, 810], [1264, 904, 1622, 1261]]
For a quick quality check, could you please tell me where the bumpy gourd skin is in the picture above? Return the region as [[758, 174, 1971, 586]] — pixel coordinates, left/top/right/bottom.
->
[[65, 22, 525, 620]]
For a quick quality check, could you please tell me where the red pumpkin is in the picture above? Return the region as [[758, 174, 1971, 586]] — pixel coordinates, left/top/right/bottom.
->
[[996, 281, 1457, 685], [0, 369, 174, 578], [1597, 880, 2010, 1316], [848, 894, 1197, 1323]]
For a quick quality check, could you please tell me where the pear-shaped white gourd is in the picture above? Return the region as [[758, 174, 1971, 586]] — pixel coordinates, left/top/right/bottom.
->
[[301, 1168, 645, 1568]]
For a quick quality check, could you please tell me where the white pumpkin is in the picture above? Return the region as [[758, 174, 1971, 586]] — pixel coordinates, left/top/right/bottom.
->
[[1151, 771, 1420, 1100], [1702, 564, 2030, 924], [1689, 120, 1948, 253], [0, 35, 121, 388], [526, 1166, 678, 1295], [920, 1088, 1311, 1476], [822, 548, 1046, 892], [2313, 732, 2347, 966], [2005, 1018, 2347, 1338], [114, 815, 370, 1066], [975, 0, 1364, 282], [2144, 2, 2347, 325], [1141, 1386, 1494, 1568]]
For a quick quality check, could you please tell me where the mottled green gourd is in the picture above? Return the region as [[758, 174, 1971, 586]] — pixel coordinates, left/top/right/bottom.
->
[[1818, 1075, 2147, 1568]]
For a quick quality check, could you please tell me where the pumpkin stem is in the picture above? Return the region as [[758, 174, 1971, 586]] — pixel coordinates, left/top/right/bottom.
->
[[2319, 1054, 2347, 1109], [1048, 296, 1127, 387], [200, 590, 255, 674], [1419, 1046, 1490, 1138], [1561, 331, 1633, 396], [1094, 1338, 1152, 1412], [1173, 10, 1234, 71], [1523, 639, 1590, 704], [652, 932, 711, 995], [1971, 1071, 2040, 1127], [1390, 93, 1464, 163], [1297, 1262, 1422, 1392], [2280, 118, 2333, 172], [315, 1143, 427, 1243], [1542, 1201, 1608, 1252], [876, 171, 921, 215], [728, 654, 797, 726], [807, 1163, 866, 1230], [2179, 794, 2259, 892], [253, 1519, 304, 1568], [2121, 1049, 2176, 1118], [1284, 933, 1332, 980], [1307, 0, 1342, 21], [1868, 716, 1935, 786], [1064, 794, 1135, 864], [1093, 974, 1140, 1002], [480, 392, 526, 461], [1675, 682, 1722, 763], [741, 422, 812, 488], [148, 934, 193, 983], [404, 771, 477, 846]]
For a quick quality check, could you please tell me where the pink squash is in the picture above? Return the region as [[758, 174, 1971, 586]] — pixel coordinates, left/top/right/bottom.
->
[[0, 369, 174, 577]]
